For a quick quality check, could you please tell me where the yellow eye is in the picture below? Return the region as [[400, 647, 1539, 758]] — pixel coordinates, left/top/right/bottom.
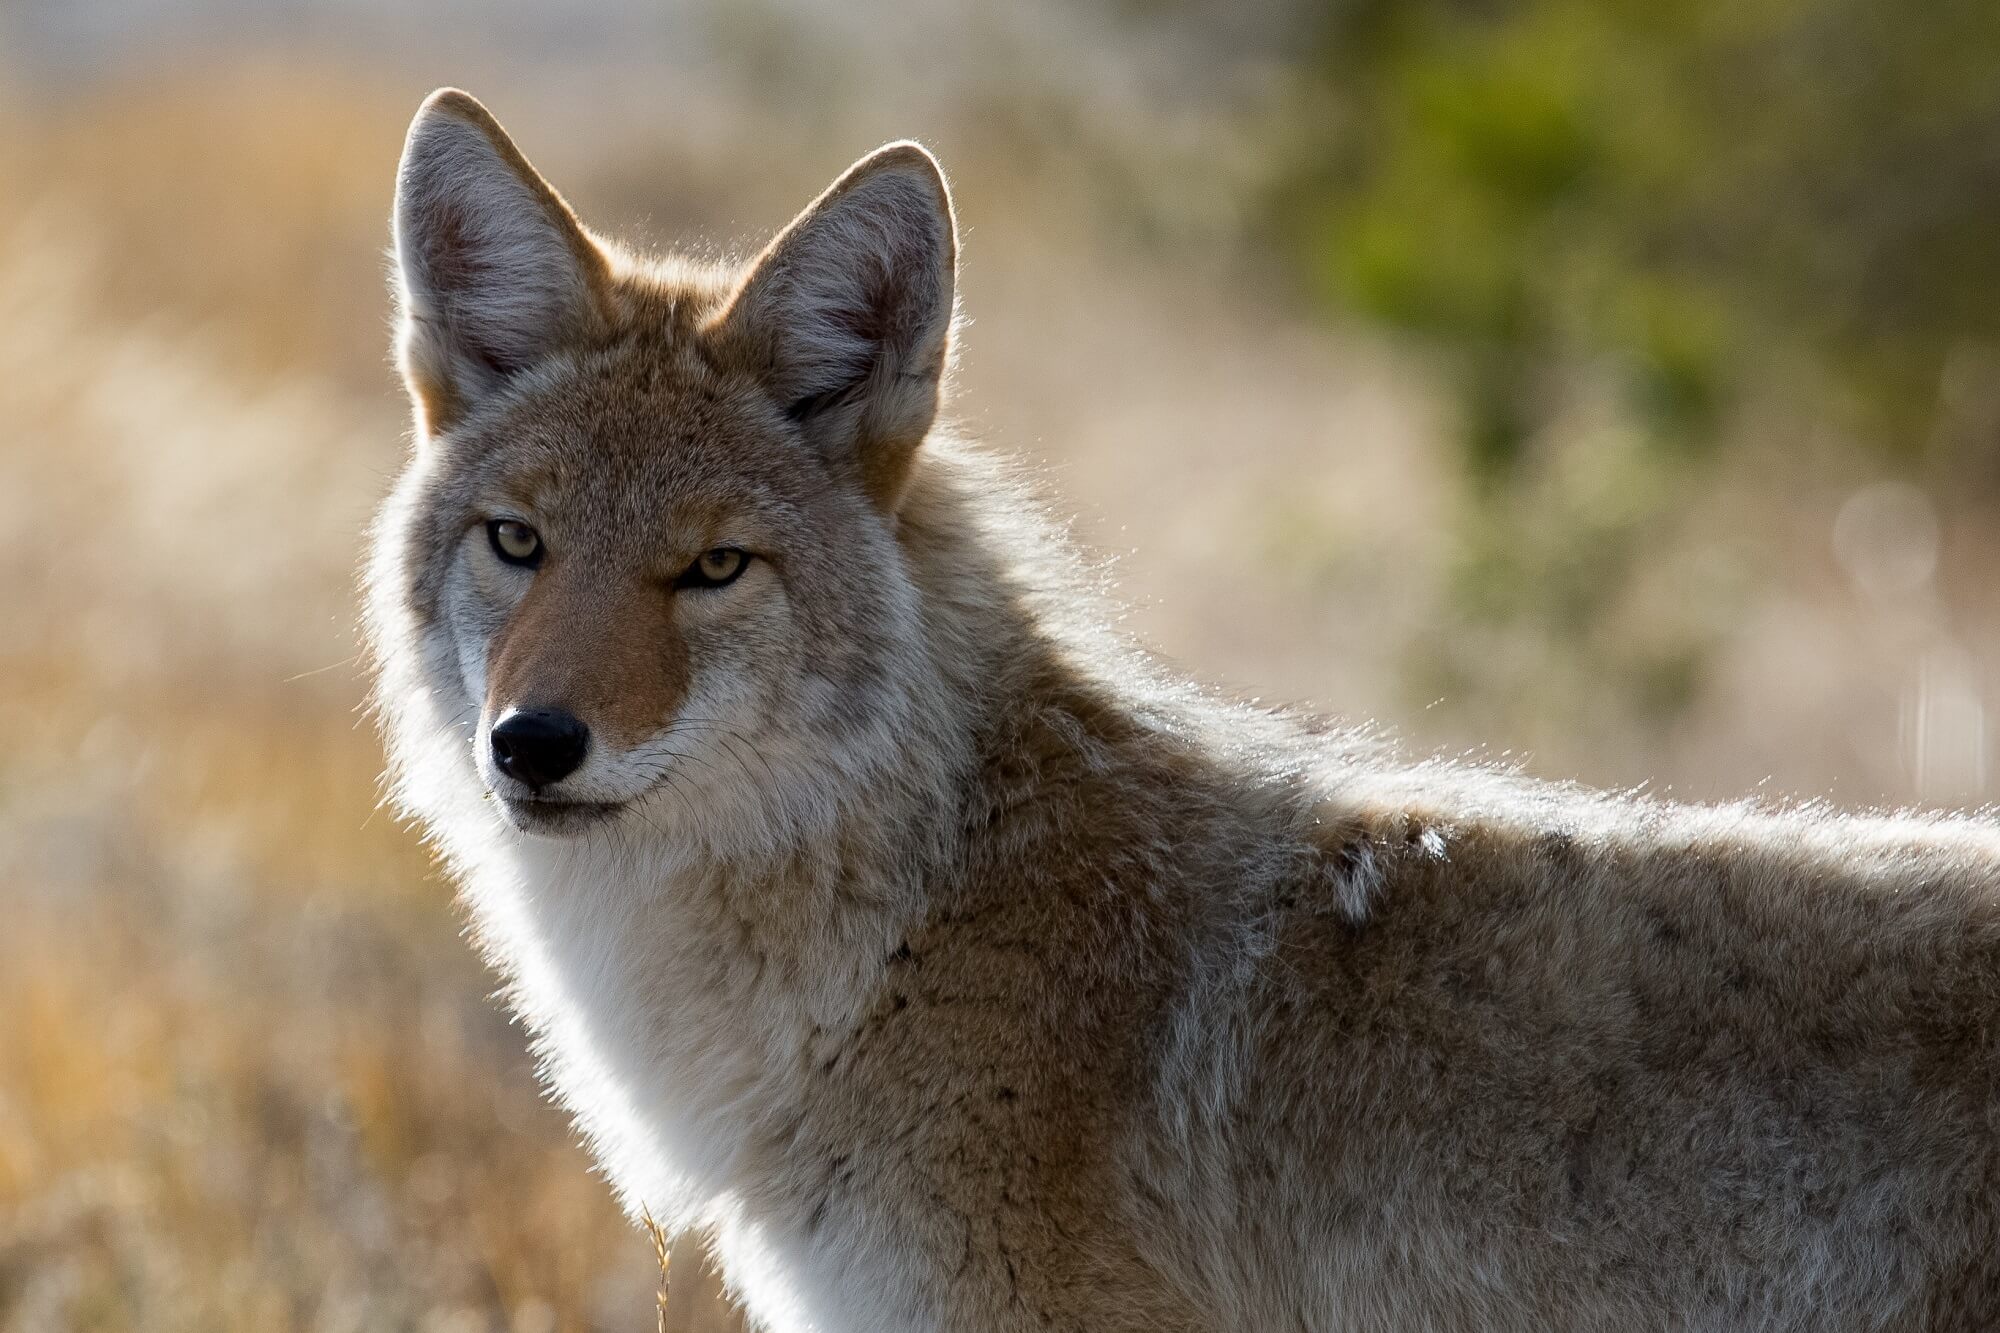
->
[[487, 519, 543, 567], [683, 547, 748, 588]]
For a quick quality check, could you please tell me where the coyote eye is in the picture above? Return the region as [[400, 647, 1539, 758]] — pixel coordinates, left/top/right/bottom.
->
[[680, 547, 748, 589], [487, 519, 543, 568]]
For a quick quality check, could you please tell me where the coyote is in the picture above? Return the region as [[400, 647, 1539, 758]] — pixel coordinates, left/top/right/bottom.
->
[[366, 89, 2000, 1331]]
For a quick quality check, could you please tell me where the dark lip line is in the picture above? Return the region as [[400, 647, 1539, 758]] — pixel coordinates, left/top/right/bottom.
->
[[506, 796, 622, 810], [494, 759, 696, 831], [498, 794, 628, 831]]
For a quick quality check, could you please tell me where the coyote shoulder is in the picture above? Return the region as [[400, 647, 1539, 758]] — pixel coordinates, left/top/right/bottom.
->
[[366, 89, 2000, 1332]]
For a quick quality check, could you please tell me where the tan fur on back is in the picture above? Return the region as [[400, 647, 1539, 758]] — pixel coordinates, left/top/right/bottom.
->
[[366, 92, 2000, 1332]]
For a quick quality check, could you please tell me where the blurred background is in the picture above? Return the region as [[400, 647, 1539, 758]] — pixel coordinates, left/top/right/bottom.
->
[[3, 0, 1998, 1327]]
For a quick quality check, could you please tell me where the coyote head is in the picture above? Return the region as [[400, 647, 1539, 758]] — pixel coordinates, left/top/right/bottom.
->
[[367, 90, 961, 847]]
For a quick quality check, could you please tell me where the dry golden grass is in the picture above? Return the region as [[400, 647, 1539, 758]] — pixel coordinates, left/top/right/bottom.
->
[[0, 685, 665, 1329], [2, 44, 1991, 1333]]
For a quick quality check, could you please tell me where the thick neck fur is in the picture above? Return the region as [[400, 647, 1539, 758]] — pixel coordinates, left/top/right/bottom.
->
[[370, 431, 1118, 1229]]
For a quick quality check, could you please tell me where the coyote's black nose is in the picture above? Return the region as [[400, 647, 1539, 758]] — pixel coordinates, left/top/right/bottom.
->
[[490, 708, 589, 789]]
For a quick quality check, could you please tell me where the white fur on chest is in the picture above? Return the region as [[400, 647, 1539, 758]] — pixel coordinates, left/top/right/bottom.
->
[[445, 817, 942, 1332], [380, 621, 963, 1328], [453, 830, 792, 1220]]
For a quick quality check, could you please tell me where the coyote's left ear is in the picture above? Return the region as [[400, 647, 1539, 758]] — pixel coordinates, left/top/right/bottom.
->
[[714, 142, 957, 510], [392, 89, 614, 438]]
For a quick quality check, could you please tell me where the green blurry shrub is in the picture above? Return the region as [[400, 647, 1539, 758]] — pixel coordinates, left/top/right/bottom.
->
[[1269, 0, 2000, 714], [1277, 0, 2000, 471]]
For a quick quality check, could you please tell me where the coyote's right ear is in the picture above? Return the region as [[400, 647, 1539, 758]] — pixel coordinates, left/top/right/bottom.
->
[[391, 89, 613, 438]]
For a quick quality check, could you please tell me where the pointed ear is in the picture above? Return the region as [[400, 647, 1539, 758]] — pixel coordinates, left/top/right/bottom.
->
[[391, 89, 613, 438], [713, 142, 957, 509]]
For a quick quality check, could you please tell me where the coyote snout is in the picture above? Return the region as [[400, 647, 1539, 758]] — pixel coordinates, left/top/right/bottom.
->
[[482, 706, 618, 834], [471, 538, 699, 831], [487, 707, 588, 790]]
